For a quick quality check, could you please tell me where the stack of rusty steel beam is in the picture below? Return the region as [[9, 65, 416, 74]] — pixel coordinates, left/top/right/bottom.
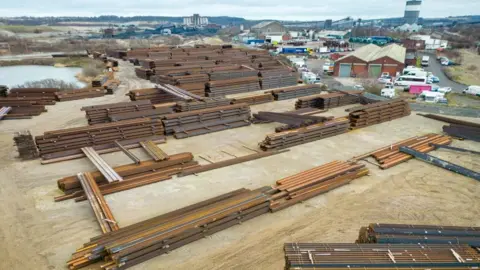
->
[[55, 152, 196, 202], [66, 187, 271, 269], [357, 223, 480, 247], [153, 74, 209, 85], [259, 117, 350, 151], [269, 161, 368, 212], [253, 111, 333, 132], [351, 133, 452, 169], [105, 49, 127, 59], [7, 88, 57, 104], [230, 92, 274, 105], [135, 68, 153, 80], [348, 99, 411, 129], [13, 130, 39, 159], [91, 75, 109, 88], [175, 97, 231, 112], [295, 92, 362, 110], [140, 140, 169, 161], [162, 103, 251, 138], [35, 119, 165, 158], [209, 69, 258, 80], [260, 73, 298, 90], [54, 88, 106, 101], [206, 77, 260, 97], [269, 85, 323, 101], [77, 172, 119, 234], [283, 243, 480, 269], [127, 87, 185, 104], [108, 108, 173, 122], [259, 68, 294, 78], [0, 99, 47, 119], [82, 100, 154, 125]]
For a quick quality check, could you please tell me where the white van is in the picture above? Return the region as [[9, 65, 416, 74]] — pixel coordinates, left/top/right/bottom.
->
[[403, 66, 424, 75], [404, 70, 428, 77], [394, 75, 428, 89], [421, 56, 430, 67], [463, 85, 480, 96]]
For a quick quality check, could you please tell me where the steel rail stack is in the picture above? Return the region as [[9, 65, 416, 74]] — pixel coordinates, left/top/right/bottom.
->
[[67, 188, 272, 270], [81, 147, 124, 182], [82, 100, 154, 125], [127, 87, 187, 104], [162, 103, 251, 138], [269, 161, 368, 212], [206, 77, 261, 97], [55, 152, 196, 202], [269, 85, 323, 101], [139, 140, 169, 161], [347, 99, 411, 129], [78, 172, 119, 234], [230, 92, 274, 105], [260, 70, 298, 90], [351, 133, 452, 169], [35, 119, 165, 158], [295, 92, 362, 110], [283, 243, 480, 269], [176, 97, 231, 112], [54, 88, 106, 101], [357, 223, 480, 247], [259, 117, 350, 151]]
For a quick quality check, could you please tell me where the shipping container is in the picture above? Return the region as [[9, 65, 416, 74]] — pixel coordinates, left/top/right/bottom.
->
[[409, 84, 432, 94]]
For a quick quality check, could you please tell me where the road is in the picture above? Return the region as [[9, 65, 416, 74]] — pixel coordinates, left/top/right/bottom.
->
[[420, 52, 467, 92]]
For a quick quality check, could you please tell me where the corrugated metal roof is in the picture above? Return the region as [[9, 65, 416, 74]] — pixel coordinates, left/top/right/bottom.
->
[[336, 44, 406, 63], [252, 21, 277, 29]]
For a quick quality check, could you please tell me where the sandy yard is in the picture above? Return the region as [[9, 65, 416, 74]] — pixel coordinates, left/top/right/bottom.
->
[[0, 61, 479, 270]]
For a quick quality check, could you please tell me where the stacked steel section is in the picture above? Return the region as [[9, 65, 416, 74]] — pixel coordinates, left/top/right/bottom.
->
[[348, 99, 411, 129], [259, 69, 298, 90], [284, 243, 480, 269], [55, 152, 196, 202], [269, 85, 323, 101], [295, 91, 362, 109], [230, 93, 274, 105], [66, 187, 271, 269], [269, 161, 368, 212], [54, 88, 106, 101], [35, 119, 165, 158], [162, 103, 251, 138], [128, 87, 184, 104], [259, 117, 350, 150], [206, 77, 261, 97], [443, 125, 480, 142], [82, 100, 154, 125], [13, 130, 39, 159], [357, 223, 480, 246], [7, 88, 57, 104], [352, 133, 452, 169], [176, 97, 231, 112]]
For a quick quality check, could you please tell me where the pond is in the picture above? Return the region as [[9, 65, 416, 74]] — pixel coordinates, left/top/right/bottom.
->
[[0, 65, 86, 88]]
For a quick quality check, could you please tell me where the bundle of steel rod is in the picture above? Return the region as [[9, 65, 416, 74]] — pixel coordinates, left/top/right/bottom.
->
[[260, 74, 298, 90], [443, 124, 480, 142], [283, 243, 480, 269], [13, 130, 39, 159], [7, 88, 58, 104], [54, 88, 106, 101], [209, 69, 259, 80], [0, 106, 11, 120], [269, 161, 368, 212], [260, 117, 350, 151], [357, 223, 480, 247], [78, 172, 119, 233], [35, 119, 165, 157], [55, 152, 195, 201], [348, 99, 411, 129], [82, 100, 154, 125], [230, 93, 274, 105], [134, 68, 153, 80], [418, 113, 480, 129], [269, 85, 323, 101], [206, 77, 260, 97], [164, 104, 252, 138], [175, 97, 231, 112], [66, 187, 271, 269], [253, 111, 333, 132], [295, 92, 362, 110], [351, 133, 452, 169]]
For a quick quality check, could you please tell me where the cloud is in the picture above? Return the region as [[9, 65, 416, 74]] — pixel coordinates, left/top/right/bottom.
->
[[0, 0, 479, 20]]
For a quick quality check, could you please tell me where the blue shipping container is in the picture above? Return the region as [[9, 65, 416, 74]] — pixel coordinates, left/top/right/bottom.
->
[[246, 39, 265, 45], [282, 47, 307, 54]]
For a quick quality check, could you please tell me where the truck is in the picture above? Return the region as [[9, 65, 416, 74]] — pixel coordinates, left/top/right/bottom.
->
[[421, 55, 430, 67]]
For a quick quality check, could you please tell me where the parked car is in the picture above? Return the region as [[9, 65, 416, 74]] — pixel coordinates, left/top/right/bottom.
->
[[428, 75, 440, 83], [377, 76, 393, 84], [353, 85, 365, 91], [463, 85, 480, 96]]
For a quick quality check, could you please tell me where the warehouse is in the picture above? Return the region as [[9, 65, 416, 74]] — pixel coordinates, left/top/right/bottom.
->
[[334, 44, 406, 77]]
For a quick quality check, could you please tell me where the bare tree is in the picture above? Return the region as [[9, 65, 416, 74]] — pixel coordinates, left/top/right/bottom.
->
[[14, 79, 78, 90]]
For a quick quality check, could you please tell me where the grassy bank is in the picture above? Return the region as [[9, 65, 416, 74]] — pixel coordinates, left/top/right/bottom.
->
[[444, 49, 480, 86], [0, 25, 59, 33]]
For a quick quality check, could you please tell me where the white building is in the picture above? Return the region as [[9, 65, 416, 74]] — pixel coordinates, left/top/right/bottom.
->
[[183, 14, 209, 26], [410, 35, 448, 50]]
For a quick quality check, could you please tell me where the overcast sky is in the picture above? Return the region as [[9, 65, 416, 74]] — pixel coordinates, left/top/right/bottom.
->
[[1, 0, 479, 20]]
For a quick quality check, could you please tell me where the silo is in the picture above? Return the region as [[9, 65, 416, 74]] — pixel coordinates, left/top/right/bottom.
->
[[404, 0, 422, 24]]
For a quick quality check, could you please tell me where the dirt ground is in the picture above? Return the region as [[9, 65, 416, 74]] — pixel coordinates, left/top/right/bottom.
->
[[445, 49, 480, 86], [1, 61, 479, 270]]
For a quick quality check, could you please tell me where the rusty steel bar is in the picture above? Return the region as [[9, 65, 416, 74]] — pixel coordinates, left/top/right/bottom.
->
[[81, 147, 123, 182], [114, 140, 140, 164], [140, 141, 169, 161]]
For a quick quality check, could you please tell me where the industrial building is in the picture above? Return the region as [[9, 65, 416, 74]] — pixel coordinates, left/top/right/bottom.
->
[[183, 14, 209, 26], [404, 0, 422, 24], [410, 35, 448, 50], [334, 44, 406, 77], [251, 21, 286, 35]]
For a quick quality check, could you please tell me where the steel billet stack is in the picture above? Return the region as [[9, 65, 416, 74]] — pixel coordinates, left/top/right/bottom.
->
[[162, 103, 251, 138], [357, 223, 480, 246], [347, 98, 411, 129], [269, 85, 323, 101], [259, 117, 350, 151], [67, 188, 271, 270], [284, 243, 480, 269], [82, 100, 154, 125], [295, 92, 362, 109], [269, 161, 368, 212], [35, 119, 165, 158], [13, 130, 39, 160], [55, 152, 196, 202]]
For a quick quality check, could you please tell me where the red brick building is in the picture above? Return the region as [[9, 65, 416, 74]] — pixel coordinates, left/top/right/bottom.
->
[[334, 44, 406, 78]]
